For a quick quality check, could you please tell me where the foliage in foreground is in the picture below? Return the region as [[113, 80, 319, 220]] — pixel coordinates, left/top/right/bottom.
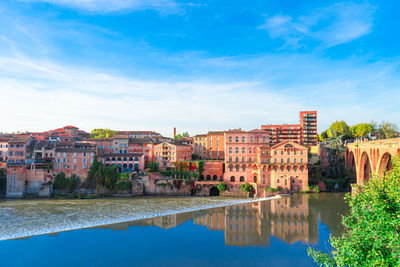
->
[[308, 157, 400, 266]]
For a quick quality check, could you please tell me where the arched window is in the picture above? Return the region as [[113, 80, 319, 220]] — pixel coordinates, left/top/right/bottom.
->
[[294, 166, 298, 172], [242, 165, 246, 171], [240, 176, 244, 182], [242, 136, 245, 142], [253, 176, 257, 183], [229, 147, 232, 153], [235, 157, 239, 162], [274, 167, 278, 172], [301, 158, 304, 163], [300, 166, 304, 172], [235, 147, 239, 153], [235, 165, 239, 171], [229, 165, 233, 171], [230, 176, 235, 182], [213, 175, 217, 180], [235, 136, 239, 142], [288, 166, 291, 172], [280, 166, 284, 172], [229, 136, 232, 142], [242, 147, 245, 153], [250, 136, 254, 142], [249, 147, 252, 153]]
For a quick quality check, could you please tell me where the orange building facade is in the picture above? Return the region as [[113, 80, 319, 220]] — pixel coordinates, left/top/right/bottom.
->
[[154, 141, 192, 168]]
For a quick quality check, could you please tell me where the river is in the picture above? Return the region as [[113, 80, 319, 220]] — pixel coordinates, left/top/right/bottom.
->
[[0, 193, 348, 266]]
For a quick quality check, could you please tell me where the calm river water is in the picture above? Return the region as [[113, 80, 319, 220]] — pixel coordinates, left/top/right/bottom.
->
[[0, 193, 348, 267]]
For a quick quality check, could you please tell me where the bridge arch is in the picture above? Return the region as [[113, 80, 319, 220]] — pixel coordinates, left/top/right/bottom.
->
[[347, 151, 355, 172], [359, 152, 372, 184], [378, 152, 393, 173]]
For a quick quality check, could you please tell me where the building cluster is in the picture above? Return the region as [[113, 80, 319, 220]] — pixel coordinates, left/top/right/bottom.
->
[[1, 111, 317, 197]]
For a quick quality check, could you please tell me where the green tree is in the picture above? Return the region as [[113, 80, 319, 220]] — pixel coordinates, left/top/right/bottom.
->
[[148, 162, 159, 172], [174, 132, 190, 140], [378, 121, 398, 139], [318, 130, 328, 142], [217, 182, 227, 192], [350, 123, 374, 138], [53, 172, 68, 190], [90, 128, 117, 138], [308, 157, 400, 266], [325, 134, 347, 179], [239, 182, 254, 193], [197, 161, 205, 180], [327, 121, 350, 138]]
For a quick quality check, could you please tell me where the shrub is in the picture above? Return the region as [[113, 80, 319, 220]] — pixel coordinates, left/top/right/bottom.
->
[[149, 162, 159, 172], [217, 182, 228, 192], [66, 174, 80, 193], [117, 180, 132, 191], [314, 185, 320, 193], [239, 182, 254, 193]]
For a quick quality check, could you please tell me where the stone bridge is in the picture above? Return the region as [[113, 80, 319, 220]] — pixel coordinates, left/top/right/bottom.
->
[[345, 138, 400, 185]]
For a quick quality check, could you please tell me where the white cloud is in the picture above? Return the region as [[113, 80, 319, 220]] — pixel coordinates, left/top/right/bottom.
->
[[259, 2, 375, 48], [19, 0, 181, 13]]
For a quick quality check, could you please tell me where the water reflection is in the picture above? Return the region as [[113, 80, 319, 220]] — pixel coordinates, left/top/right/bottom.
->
[[97, 193, 347, 247]]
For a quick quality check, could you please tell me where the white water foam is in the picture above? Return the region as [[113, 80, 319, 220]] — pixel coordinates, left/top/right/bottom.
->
[[0, 196, 278, 241]]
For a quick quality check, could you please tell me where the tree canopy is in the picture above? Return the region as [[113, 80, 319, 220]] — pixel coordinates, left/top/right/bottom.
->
[[174, 132, 190, 139], [327, 121, 350, 138], [90, 128, 117, 138], [378, 121, 398, 139], [308, 157, 400, 266]]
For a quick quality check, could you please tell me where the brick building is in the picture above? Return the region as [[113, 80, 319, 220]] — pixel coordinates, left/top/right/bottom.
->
[[261, 111, 317, 146], [154, 141, 192, 168], [193, 134, 207, 159]]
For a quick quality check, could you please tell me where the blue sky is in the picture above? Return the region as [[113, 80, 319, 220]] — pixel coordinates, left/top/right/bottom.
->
[[1, 0, 399, 136]]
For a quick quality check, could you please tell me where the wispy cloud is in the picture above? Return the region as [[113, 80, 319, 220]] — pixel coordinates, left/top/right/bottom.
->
[[19, 0, 182, 14], [259, 2, 376, 48]]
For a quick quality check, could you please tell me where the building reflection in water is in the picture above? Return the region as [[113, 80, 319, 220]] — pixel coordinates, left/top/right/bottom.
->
[[96, 193, 351, 247], [193, 194, 318, 246]]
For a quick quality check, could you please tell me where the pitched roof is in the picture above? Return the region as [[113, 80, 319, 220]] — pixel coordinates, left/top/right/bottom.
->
[[8, 136, 31, 143], [271, 140, 307, 149], [207, 131, 225, 135]]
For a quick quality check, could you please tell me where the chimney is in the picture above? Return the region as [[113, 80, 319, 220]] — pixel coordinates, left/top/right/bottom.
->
[[173, 127, 176, 139]]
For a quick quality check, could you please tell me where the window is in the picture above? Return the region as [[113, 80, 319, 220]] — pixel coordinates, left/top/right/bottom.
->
[[235, 157, 238, 162], [281, 151, 283, 155], [281, 158, 283, 163], [242, 157, 245, 162], [274, 151, 277, 155], [301, 151, 303, 155], [242, 165, 246, 171], [287, 158, 290, 164], [294, 158, 297, 163], [242, 147, 245, 153], [294, 166, 297, 172], [250, 136, 253, 142], [263, 136, 266, 143], [242, 136, 245, 142], [275, 167, 278, 172], [301, 158, 303, 163], [229, 147, 232, 153], [230, 176, 235, 182], [294, 151, 297, 155], [280, 166, 284, 172], [236, 165, 239, 171], [235, 136, 239, 142], [229, 136, 232, 142], [229, 157, 232, 162], [240, 176, 244, 182], [288, 166, 291, 172], [229, 165, 233, 171], [287, 150, 290, 155], [235, 147, 239, 153]]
